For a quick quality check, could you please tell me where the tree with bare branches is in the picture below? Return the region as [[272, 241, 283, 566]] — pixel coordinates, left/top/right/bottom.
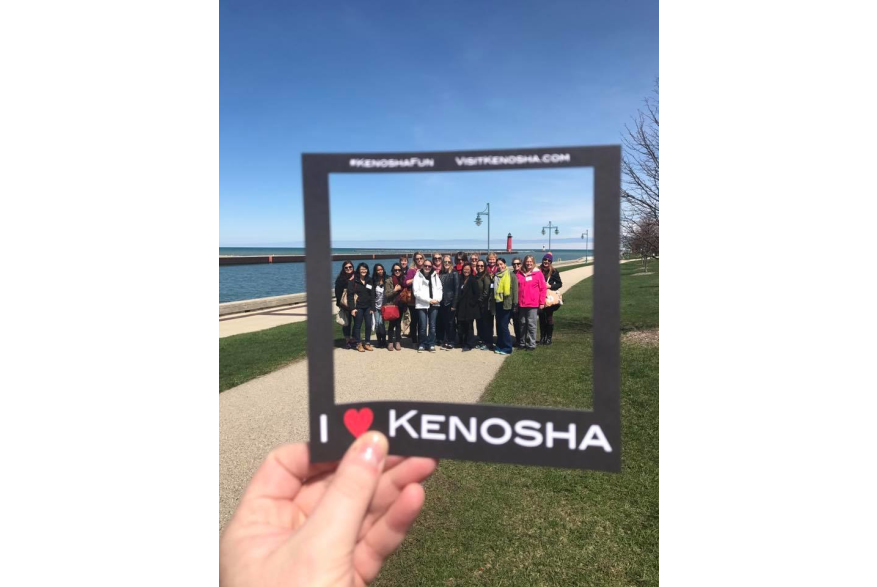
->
[[624, 215, 659, 271], [621, 80, 659, 270]]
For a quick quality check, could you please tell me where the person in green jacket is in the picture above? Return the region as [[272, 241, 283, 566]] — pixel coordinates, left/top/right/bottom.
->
[[492, 257, 519, 355]]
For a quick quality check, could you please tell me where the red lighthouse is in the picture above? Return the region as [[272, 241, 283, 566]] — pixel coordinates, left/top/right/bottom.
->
[[506, 233, 513, 252]]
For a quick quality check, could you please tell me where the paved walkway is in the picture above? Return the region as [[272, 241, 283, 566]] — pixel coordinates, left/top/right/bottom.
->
[[220, 303, 309, 338]]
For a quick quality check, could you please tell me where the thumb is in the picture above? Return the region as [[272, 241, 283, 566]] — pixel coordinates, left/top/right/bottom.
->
[[306, 432, 389, 546]]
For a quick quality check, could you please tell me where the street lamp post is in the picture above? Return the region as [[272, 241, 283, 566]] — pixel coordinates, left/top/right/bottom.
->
[[475, 203, 490, 252], [542, 221, 560, 250], [581, 230, 589, 263]]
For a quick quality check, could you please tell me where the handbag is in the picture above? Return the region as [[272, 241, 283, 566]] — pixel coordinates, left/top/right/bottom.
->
[[381, 305, 400, 321], [545, 290, 564, 307], [401, 307, 411, 336], [338, 288, 358, 310], [335, 289, 350, 326], [398, 287, 413, 305]]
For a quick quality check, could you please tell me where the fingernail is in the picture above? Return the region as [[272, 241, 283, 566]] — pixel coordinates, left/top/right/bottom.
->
[[354, 432, 388, 470]]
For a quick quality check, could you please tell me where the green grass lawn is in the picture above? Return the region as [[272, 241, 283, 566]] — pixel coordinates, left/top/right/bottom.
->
[[374, 260, 659, 586], [219, 320, 345, 392]]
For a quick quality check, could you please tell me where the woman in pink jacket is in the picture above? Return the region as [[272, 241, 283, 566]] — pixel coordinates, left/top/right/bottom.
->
[[516, 255, 546, 351]]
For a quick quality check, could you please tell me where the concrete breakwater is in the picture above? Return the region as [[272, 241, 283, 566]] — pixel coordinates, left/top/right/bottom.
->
[[220, 251, 520, 266]]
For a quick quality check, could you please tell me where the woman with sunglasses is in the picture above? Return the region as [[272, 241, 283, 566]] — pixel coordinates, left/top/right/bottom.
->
[[454, 251, 466, 274], [438, 254, 459, 349], [386, 263, 406, 351], [469, 253, 480, 271], [475, 260, 494, 350], [404, 252, 425, 347], [511, 257, 524, 348], [429, 253, 445, 344], [348, 263, 375, 352], [538, 253, 563, 345], [455, 263, 482, 351], [412, 258, 442, 353], [334, 260, 356, 349], [492, 257, 518, 355]]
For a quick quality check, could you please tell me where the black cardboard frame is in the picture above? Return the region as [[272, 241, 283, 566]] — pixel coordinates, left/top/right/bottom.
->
[[303, 145, 621, 471]]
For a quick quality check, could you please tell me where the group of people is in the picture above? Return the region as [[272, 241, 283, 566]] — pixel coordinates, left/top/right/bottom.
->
[[334, 250, 563, 355]]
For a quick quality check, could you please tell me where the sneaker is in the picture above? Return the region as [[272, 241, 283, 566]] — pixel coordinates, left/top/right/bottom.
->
[[418, 346, 424, 353], [387, 344, 394, 351], [475, 344, 487, 351], [395, 342, 402, 351], [364, 343, 373, 351], [494, 349, 510, 355], [430, 346, 437, 353], [357, 343, 365, 353]]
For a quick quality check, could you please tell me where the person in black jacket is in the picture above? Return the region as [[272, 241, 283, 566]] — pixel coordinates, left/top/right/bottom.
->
[[511, 257, 523, 348], [437, 255, 460, 349], [537, 253, 563, 345], [455, 264, 482, 351], [475, 260, 494, 350], [384, 263, 405, 351], [334, 260, 356, 349], [348, 263, 375, 352]]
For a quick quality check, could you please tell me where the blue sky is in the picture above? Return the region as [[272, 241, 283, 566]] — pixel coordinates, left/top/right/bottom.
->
[[220, 0, 658, 248]]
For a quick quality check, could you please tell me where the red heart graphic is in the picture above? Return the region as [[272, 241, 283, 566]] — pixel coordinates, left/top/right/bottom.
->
[[343, 408, 374, 438]]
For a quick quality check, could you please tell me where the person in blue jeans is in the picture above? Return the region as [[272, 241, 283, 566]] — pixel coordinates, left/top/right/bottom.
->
[[492, 257, 518, 355], [334, 260, 356, 349], [412, 259, 443, 353], [348, 263, 375, 352]]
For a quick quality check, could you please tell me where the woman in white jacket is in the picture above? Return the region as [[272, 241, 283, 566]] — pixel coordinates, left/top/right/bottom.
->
[[412, 259, 443, 353]]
